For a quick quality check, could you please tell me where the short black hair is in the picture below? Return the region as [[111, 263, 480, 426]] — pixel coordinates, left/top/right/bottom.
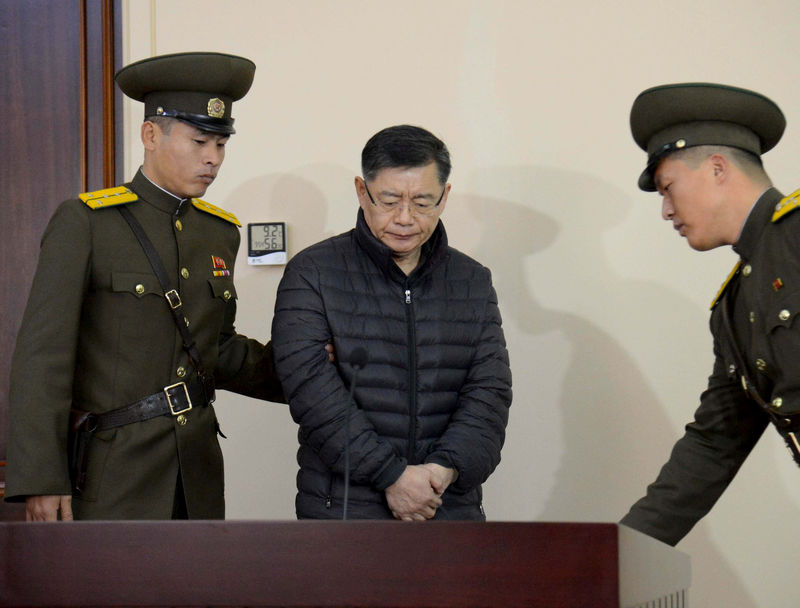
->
[[361, 125, 451, 185], [146, 115, 176, 134], [672, 145, 770, 186]]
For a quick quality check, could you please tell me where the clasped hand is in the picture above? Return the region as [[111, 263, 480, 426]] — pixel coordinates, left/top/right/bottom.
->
[[385, 463, 457, 521]]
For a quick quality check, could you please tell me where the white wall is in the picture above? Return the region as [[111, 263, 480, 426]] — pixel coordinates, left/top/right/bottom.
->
[[121, 1, 800, 605]]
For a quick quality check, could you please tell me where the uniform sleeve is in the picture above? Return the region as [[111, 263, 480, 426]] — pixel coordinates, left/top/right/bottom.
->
[[620, 347, 768, 546], [212, 225, 285, 404], [214, 298, 286, 404], [5, 201, 92, 500], [271, 255, 406, 490], [425, 274, 512, 492]]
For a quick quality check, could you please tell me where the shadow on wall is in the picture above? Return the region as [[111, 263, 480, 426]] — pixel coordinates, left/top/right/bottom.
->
[[227, 165, 357, 259], [453, 165, 758, 607], [224, 164, 359, 329], [217, 166, 354, 520]]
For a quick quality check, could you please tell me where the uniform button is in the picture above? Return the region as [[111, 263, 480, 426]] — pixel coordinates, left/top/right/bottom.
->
[[176, 414, 188, 426], [223, 289, 232, 301], [779, 309, 791, 321], [176, 366, 186, 378], [773, 397, 783, 408], [749, 311, 755, 323], [175, 220, 183, 231], [756, 358, 767, 372], [728, 364, 737, 376], [135, 284, 145, 295], [181, 268, 190, 279], [184, 317, 190, 327], [742, 264, 752, 277]]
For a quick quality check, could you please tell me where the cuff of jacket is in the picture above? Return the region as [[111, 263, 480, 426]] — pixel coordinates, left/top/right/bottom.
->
[[371, 456, 407, 491], [425, 453, 462, 488], [424, 452, 454, 469]]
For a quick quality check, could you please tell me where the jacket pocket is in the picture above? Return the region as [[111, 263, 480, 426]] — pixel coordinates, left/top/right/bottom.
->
[[208, 278, 237, 302], [111, 272, 161, 298], [765, 290, 800, 333]]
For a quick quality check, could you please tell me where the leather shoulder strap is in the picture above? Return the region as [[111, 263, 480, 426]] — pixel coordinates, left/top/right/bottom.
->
[[116, 206, 207, 376]]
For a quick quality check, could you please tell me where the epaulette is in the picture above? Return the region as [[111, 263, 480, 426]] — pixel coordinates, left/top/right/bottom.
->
[[772, 188, 800, 223], [710, 261, 742, 310], [192, 198, 241, 226], [79, 186, 138, 209]]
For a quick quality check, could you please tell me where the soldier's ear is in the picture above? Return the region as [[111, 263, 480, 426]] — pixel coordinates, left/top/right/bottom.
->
[[141, 120, 158, 151], [708, 153, 730, 183]]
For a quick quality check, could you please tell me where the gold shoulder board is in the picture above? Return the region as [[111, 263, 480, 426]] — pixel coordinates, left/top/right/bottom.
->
[[191, 198, 241, 226], [710, 261, 742, 310], [79, 186, 138, 209], [772, 188, 800, 223]]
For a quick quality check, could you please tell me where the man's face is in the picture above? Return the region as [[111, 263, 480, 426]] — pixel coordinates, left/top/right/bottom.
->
[[355, 162, 450, 268], [654, 154, 726, 251], [144, 120, 229, 199]]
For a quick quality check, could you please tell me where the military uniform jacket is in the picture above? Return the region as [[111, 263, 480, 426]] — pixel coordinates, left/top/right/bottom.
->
[[5, 169, 282, 519], [621, 187, 800, 545]]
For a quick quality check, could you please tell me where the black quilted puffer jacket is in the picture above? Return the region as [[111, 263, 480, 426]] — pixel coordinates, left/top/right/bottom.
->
[[272, 209, 512, 519]]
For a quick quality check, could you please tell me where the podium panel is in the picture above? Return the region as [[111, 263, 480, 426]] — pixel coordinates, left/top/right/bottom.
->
[[0, 521, 689, 607]]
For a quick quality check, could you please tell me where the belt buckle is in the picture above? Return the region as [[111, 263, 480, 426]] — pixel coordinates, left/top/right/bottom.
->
[[164, 382, 192, 415], [165, 289, 182, 310]]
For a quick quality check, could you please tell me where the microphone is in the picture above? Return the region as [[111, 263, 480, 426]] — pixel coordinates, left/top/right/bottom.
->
[[343, 347, 368, 520], [350, 347, 368, 370]]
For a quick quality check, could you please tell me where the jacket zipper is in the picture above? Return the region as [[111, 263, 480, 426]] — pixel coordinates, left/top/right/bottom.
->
[[404, 286, 417, 462]]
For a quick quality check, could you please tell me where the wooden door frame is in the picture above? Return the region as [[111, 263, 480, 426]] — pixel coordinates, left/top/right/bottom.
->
[[0, 0, 122, 517]]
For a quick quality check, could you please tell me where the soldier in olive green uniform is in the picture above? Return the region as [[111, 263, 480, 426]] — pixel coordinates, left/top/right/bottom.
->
[[5, 52, 283, 520], [620, 83, 800, 546]]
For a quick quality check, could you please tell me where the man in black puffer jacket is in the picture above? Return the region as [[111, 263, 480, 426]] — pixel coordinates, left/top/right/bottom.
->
[[272, 125, 512, 521]]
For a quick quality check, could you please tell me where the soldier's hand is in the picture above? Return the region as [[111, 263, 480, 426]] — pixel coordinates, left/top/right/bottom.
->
[[26, 494, 73, 522]]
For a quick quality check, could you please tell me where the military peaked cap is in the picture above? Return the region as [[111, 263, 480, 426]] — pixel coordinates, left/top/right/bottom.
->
[[630, 82, 786, 191], [115, 52, 256, 135]]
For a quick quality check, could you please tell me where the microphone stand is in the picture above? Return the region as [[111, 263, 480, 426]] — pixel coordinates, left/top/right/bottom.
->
[[343, 375, 356, 520]]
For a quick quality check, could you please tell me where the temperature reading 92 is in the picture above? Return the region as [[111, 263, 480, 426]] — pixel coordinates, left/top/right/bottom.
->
[[248, 222, 286, 254]]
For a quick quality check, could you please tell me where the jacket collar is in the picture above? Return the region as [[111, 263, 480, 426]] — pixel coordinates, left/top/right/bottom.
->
[[129, 168, 189, 215], [733, 187, 783, 261], [354, 208, 449, 282]]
